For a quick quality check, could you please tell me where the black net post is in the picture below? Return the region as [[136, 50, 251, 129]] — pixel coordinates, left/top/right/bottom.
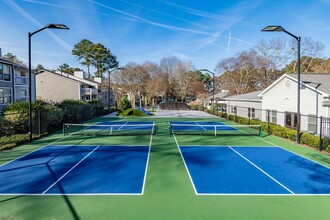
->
[[319, 116, 323, 151]]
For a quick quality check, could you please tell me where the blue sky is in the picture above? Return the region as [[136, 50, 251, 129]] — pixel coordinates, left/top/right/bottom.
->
[[1, 0, 330, 73]]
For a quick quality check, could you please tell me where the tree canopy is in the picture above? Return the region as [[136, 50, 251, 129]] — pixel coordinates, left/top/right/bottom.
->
[[72, 39, 118, 78]]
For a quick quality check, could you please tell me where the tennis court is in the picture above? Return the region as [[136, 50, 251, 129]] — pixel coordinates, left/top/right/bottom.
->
[[171, 121, 330, 195], [0, 117, 329, 220], [0, 121, 154, 195]]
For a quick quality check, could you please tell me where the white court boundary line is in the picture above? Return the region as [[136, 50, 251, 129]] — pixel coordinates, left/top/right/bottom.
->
[[42, 145, 101, 194], [0, 131, 82, 168], [173, 133, 198, 195], [117, 121, 128, 130], [194, 122, 207, 131], [230, 124, 330, 169], [228, 146, 294, 194], [141, 122, 155, 195], [253, 136, 330, 169]]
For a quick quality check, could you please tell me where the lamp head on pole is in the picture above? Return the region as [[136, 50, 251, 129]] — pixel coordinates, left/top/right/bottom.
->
[[261, 25, 284, 32], [46, 24, 70, 30]]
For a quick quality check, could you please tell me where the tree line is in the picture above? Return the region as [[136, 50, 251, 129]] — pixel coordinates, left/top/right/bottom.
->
[[2, 36, 330, 106], [109, 57, 212, 108], [217, 37, 329, 95]]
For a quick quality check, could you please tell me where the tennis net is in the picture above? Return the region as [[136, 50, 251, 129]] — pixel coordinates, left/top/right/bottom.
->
[[63, 123, 157, 136], [169, 124, 262, 137]]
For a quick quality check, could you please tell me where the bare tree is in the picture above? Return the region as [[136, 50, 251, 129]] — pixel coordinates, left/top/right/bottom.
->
[[254, 38, 287, 88], [216, 50, 259, 95], [286, 37, 325, 73], [159, 56, 181, 100]]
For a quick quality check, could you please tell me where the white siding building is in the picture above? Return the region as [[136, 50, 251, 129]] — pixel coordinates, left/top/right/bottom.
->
[[259, 74, 330, 134], [224, 74, 330, 135], [224, 90, 263, 120]]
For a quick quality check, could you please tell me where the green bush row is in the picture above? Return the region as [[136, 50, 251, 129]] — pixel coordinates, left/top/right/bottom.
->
[[0, 100, 113, 151], [225, 114, 330, 152]]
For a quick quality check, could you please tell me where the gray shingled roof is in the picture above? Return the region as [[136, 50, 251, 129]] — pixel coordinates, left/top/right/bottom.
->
[[288, 74, 330, 94], [224, 90, 262, 101], [207, 90, 229, 100]]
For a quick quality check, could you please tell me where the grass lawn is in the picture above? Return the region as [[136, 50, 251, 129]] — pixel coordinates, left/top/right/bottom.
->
[[0, 117, 329, 220]]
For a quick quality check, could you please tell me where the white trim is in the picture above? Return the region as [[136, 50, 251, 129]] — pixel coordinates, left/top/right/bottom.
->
[[259, 74, 329, 97]]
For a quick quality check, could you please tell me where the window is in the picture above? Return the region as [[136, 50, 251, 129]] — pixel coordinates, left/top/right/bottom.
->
[[285, 112, 297, 129], [21, 90, 27, 97], [308, 115, 317, 133], [0, 88, 12, 104], [0, 64, 11, 81], [248, 108, 255, 118], [271, 110, 277, 124], [231, 106, 237, 114]]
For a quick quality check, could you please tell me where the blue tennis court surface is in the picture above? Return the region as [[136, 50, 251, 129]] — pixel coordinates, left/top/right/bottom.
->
[[179, 146, 330, 195], [0, 145, 150, 195], [89, 121, 155, 131], [169, 121, 237, 131]]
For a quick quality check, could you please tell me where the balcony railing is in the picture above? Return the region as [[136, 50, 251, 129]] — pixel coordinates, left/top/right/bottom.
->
[[15, 76, 29, 85], [81, 88, 98, 95]]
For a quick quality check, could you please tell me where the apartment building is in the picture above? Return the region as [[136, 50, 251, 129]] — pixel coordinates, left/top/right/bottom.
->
[[0, 57, 36, 113]]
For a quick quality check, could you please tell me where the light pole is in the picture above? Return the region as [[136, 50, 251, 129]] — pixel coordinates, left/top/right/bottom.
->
[[108, 67, 123, 108], [28, 24, 69, 142], [262, 25, 301, 144], [200, 69, 215, 115]]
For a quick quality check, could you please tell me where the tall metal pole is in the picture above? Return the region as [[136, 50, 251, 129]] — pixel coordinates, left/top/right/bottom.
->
[[28, 33, 33, 142], [27, 24, 69, 142], [108, 70, 111, 108], [297, 37, 301, 143], [261, 26, 301, 144], [212, 71, 215, 115]]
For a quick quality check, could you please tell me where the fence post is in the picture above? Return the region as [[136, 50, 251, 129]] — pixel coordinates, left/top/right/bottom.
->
[[267, 110, 270, 134], [38, 109, 41, 136], [319, 116, 323, 151]]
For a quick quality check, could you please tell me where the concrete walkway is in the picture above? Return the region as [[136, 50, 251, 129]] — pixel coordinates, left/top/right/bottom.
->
[[102, 109, 217, 118]]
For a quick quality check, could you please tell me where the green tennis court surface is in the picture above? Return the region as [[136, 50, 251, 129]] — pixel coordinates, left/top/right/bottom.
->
[[0, 116, 329, 219]]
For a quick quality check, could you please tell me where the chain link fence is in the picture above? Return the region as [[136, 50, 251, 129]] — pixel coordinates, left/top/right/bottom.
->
[[0, 105, 112, 151]]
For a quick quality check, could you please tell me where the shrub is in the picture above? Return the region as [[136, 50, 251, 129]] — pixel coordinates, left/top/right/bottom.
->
[[0, 134, 29, 151], [300, 133, 320, 148], [57, 99, 94, 123], [118, 108, 148, 117], [227, 115, 235, 121], [118, 95, 131, 110]]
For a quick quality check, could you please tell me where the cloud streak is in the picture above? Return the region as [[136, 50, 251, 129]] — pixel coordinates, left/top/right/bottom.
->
[[4, 0, 72, 51], [89, 0, 253, 47], [23, 0, 82, 11], [119, 0, 211, 30]]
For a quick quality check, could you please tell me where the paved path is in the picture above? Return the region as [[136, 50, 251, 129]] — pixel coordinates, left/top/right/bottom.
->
[[102, 110, 217, 118]]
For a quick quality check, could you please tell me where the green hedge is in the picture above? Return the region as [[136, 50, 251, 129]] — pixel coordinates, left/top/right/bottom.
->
[[0, 100, 111, 151]]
